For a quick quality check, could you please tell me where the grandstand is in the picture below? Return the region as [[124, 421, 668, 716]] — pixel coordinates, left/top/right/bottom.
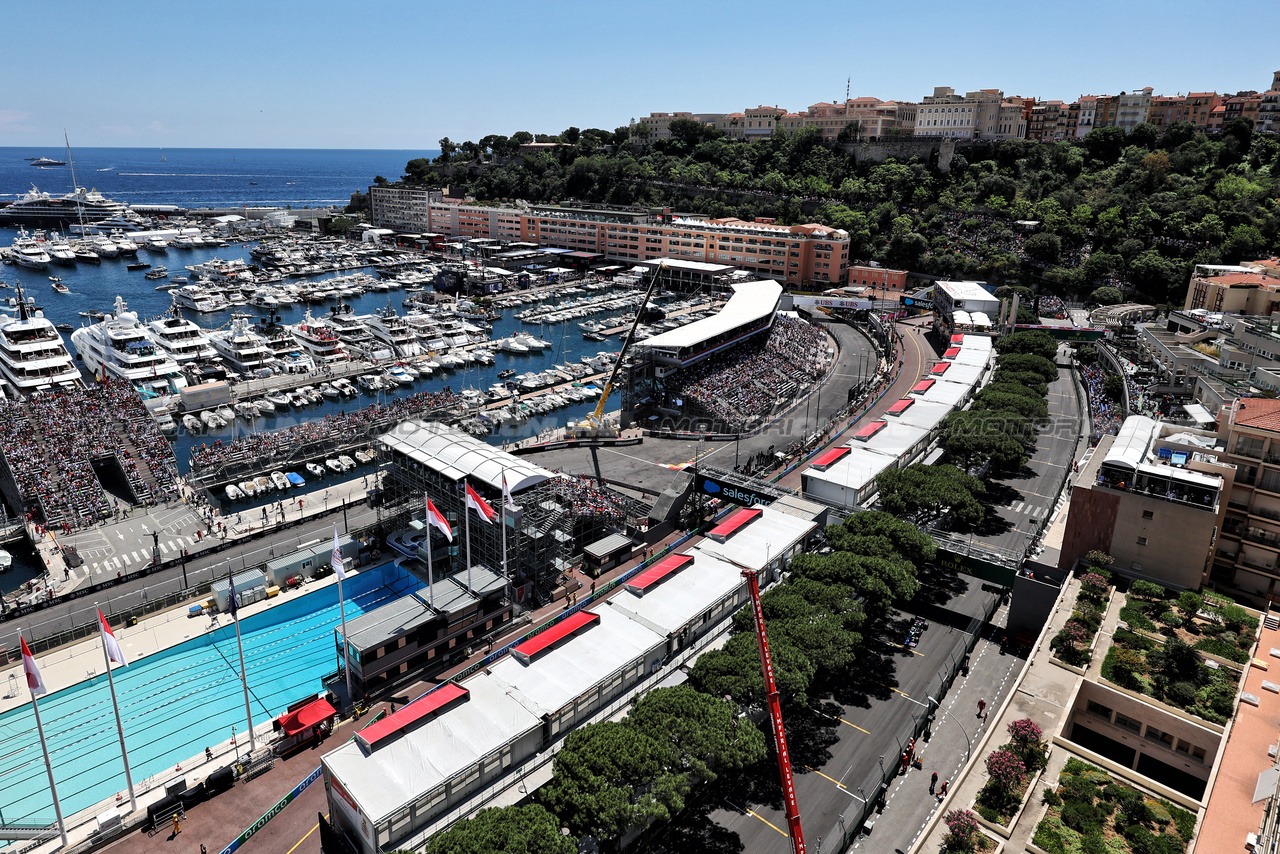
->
[[802, 334, 993, 509], [623, 280, 833, 433]]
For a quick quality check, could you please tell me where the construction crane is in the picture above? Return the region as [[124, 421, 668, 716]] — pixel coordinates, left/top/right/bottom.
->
[[741, 568, 807, 854], [566, 260, 667, 439]]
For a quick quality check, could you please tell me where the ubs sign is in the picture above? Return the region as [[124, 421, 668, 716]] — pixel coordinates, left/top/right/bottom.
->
[[696, 476, 777, 507]]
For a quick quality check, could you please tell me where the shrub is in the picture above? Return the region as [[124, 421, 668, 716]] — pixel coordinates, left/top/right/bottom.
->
[[1032, 820, 1066, 854], [1159, 611, 1183, 633], [1113, 628, 1155, 650], [1193, 637, 1250, 663], [1120, 604, 1156, 632], [1008, 717, 1044, 747], [944, 809, 981, 852], [1043, 787, 1061, 806], [1080, 572, 1109, 600], [1168, 802, 1196, 840], [1218, 603, 1259, 634], [985, 748, 1028, 792], [975, 804, 999, 822], [1104, 647, 1148, 690], [1061, 799, 1105, 835], [1084, 550, 1114, 568], [1130, 579, 1166, 600]]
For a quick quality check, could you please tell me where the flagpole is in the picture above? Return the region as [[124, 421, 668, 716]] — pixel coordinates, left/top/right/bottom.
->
[[228, 565, 256, 753], [23, 632, 68, 847], [464, 483, 473, 593], [425, 492, 435, 607], [338, 570, 352, 701], [97, 610, 137, 813]]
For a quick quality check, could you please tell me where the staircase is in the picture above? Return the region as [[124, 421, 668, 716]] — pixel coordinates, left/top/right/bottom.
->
[[1265, 611, 1279, 632]]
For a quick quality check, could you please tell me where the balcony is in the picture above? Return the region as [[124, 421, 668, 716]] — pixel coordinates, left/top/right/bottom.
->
[[1244, 528, 1280, 550], [1251, 506, 1280, 523], [1095, 474, 1219, 512]]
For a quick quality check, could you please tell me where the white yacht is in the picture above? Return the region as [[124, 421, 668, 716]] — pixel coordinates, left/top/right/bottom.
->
[[72, 296, 187, 396], [146, 300, 217, 364], [90, 234, 120, 258], [46, 233, 77, 265], [0, 285, 81, 392], [289, 309, 348, 364], [208, 312, 278, 375], [329, 308, 381, 356], [146, 237, 168, 251], [364, 305, 422, 358], [11, 229, 51, 270], [256, 321, 316, 373], [173, 284, 230, 313], [185, 257, 254, 286], [110, 231, 139, 255], [0, 185, 130, 229]]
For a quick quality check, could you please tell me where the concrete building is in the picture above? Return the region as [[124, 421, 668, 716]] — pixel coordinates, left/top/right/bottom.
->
[[1211, 397, 1280, 603], [1058, 415, 1233, 589], [931, 280, 999, 336], [1076, 95, 1099, 138], [1028, 100, 1067, 140], [847, 263, 908, 291], [778, 98, 918, 141], [367, 185, 444, 233], [635, 112, 726, 141], [913, 87, 1026, 140], [1116, 87, 1154, 132], [1184, 263, 1280, 314]]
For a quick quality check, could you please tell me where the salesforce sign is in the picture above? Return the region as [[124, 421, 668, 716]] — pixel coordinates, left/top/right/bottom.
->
[[697, 475, 778, 508]]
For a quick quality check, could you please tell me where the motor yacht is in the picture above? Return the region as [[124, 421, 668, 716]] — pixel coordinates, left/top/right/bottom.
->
[[146, 300, 217, 364], [90, 234, 120, 258], [71, 295, 187, 396], [146, 237, 168, 251], [46, 233, 77, 265], [10, 229, 51, 270], [306, 462, 326, 479], [208, 312, 277, 375], [288, 308, 348, 365], [0, 285, 81, 392], [172, 284, 230, 313], [364, 304, 422, 358]]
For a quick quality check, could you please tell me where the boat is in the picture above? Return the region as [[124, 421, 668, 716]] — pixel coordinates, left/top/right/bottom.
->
[[199, 410, 223, 429], [288, 308, 348, 365], [50, 278, 69, 294], [10, 229, 51, 270], [71, 295, 188, 395], [354, 450, 374, 465], [364, 304, 422, 358], [46, 233, 77, 265], [239, 480, 258, 498], [0, 284, 82, 392], [29, 158, 66, 167], [338, 455, 357, 471], [384, 366, 413, 386], [320, 382, 341, 398], [265, 391, 291, 408], [146, 300, 217, 364], [306, 462, 326, 478], [0, 185, 128, 229], [147, 237, 168, 251], [215, 404, 235, 422], [325, 458, 344, 474], [90, 234, 120, 258], [234, 401, 259, 420], [254, 475, 273, 494], [225, 484, 245, 501], [126, 262, 151, 271], [254, 396, 276, 414], [208, 312, 277, 374], [55, 322, 72, 332], [499, 337, 530, 354], [74, 246, 100, 264], [333, 378, 358, 397], [182, 414, 203, 432], [357, 374, 381, 392], [172, 284, 229, 313], [270, 471, 290, 491], [498, 368, 516, 379], [144, 267, 169, 280], [286, 471, 306, 488], [583, 331, 607, 341]]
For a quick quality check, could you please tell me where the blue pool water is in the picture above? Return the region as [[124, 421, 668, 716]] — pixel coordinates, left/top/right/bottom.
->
[[0, 563, 421, 830]]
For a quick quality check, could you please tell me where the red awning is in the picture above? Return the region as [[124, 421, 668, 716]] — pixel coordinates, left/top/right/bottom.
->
[[886, 398, 915, 414], [512, 611, 601, 664], [709, 507, 762, 539], [811, 446, 851, 469], [930, 362, 951, 374], [943, 347, 961, 358], [277, 698, 337, 737], [853, 421, 887, 440], [356, 684, 469, 750], [951, 334, 965, 344], [626, 553, 695, 594], [911, 379, 936, 393]]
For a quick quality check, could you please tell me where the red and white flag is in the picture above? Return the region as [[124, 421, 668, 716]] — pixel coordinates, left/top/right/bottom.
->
[[98, 609, 128, 666], [502, 473, 516, 511], [21, 637, 46, 696], [426, 499, 453, 542], [465, 483, 497, 523], [331, 526, 346, 581]]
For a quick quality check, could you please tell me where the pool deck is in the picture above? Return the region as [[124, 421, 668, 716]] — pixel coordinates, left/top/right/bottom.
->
[[2, 525, 693, 854]]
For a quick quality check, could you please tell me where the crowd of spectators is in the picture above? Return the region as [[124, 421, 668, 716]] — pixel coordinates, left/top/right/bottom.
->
[[0, 383, 180, 529], [661, 315, 829, 430], [1080, 362, 1126, 436], [189, 388, 462, 471], [1037, 295, 1068, 320], [554, 474, 631, 523]]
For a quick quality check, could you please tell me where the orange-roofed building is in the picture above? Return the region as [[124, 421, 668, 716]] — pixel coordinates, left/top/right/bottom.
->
[[1184, 263, 1280, 314]]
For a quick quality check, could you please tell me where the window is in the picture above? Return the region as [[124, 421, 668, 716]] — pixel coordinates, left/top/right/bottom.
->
[[1114, 713, 1141, 733], [1137, 536, 1148, 546], [1142, 510, 1154, 520], [1145, 726, 1174, 747], [1086, 700, 1113, 719]]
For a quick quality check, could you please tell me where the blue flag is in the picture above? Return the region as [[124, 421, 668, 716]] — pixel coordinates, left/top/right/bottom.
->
[[228, 573, 238, 619]]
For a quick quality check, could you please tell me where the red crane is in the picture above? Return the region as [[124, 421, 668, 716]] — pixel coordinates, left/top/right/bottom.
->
[[741, 569, 807, 854]]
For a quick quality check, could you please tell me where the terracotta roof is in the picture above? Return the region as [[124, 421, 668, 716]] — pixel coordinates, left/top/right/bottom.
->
[[1202, 273, 1274, 286], [1234, 398, 1280, 431]]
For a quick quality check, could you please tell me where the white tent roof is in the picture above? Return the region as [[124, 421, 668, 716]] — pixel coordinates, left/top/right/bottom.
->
[[892, 399, 955, 431], [378, 421, 554, 492], [608, 553, 743, 634], [952, 348, 991, 367], [863, 421, 931, 459], [804, 446, 896, 492], [939, 362, 985, 388], [693, 505, 816, 570], [918, 379, 970, 407], [639, 280, 782, 351], [1102, 416, 1159, 471]]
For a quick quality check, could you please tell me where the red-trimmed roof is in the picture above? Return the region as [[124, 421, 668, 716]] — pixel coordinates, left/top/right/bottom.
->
[[886, 398, 915, 414], [512, 611, 601, 664], [626, 553, 695, 594], [811, 446, 851, 468], [911, 379, 936, 393], [278, 697, 336, 737], [709, 507, 763, 539], [1234, 398, 1280, 432], [943, 347, 961, 358], [951, 334, 966, 344], [356, 684, 468, 750], [854, 421, 887, 440], [931, 362, 952, 374]]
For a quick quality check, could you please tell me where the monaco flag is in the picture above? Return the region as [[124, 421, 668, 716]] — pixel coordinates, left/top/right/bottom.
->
[[331, 526, 346, 581], [465, 483, 498, 523], [21, 637, 46, 696], [98, 609, 128, 666], [502, 473, 516, 511], [427, 499, 453, 542]]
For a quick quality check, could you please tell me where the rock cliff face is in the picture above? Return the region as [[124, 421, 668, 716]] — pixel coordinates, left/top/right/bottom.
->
[[841, 136, 959, 172]]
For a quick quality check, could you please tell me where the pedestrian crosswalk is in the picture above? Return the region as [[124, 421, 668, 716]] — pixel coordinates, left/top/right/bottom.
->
[[88, 535, 200, 575], [1005, 501, 1043, 520]]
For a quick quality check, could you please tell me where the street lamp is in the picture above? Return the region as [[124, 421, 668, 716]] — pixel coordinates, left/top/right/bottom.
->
[[927, 695, 973, 765]]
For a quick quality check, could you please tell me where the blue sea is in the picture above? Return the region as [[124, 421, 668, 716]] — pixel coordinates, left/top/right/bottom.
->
[[0, 146, 439, 211]]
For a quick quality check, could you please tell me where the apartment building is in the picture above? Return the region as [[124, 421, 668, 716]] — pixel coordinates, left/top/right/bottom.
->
[[636, 112, 726, 140], [1211, 397, 1280, 603], [1028, 100, 1067, 140], [1147, 95, 1187, 129], [778, 98, 917, 140], [367, 184, 444, 233], [711, 106, 786, 141], [1095, 94, 1119, 129], [367, 189, 850, 285], [1059, 415, 1233, 589], [1076, 95, 1099, 138], [1114, 87, 1154, 132], [1257, 90, 1280, 134], [1186, 92, 1222, 129], [1184, 263, 1280, 314], [913, 87, 1026, 140]]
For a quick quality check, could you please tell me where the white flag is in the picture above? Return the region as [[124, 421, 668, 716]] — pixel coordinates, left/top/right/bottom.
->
[[502, 473, 516, 511], [98, 610, 128, 666], [21, 637, 46, 697], [331, 526, 346, 581]]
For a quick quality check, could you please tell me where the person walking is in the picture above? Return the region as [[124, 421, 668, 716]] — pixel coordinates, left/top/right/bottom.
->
[[930, 771, 938, 794], [977, 698, 986, 717], [939, 780, 949, 799], [173, 814, 181, 836]]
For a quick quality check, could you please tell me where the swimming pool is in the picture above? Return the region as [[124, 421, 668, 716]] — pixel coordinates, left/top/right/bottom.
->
[[0, 563, 421, 832]]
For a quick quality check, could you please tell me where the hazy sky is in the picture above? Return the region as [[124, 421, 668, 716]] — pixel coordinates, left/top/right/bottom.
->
[[6, 0, 1278, 149]]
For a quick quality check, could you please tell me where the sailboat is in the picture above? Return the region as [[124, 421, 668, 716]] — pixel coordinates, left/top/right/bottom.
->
[[160, 150, 166, 163]]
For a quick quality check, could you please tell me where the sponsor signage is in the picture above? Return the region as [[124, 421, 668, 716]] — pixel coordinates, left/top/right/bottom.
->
[[696, 476, 776, 507], [934, 546, 1016, 588]]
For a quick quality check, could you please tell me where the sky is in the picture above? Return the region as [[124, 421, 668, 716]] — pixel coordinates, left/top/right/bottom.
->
[[5, 0, 1279, 150]]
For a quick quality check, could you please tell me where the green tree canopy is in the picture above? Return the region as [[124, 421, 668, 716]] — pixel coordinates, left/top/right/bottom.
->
[[876, 464, 986, 528], [1090, 286, 1124, 306], [973, 388, 1050, 423], [995, 330, 1057, 360], [994, 353, 1058, 383], [426, 805, 574, 854], [626, 686, 767, 782], [939, 409, 1032, 472]]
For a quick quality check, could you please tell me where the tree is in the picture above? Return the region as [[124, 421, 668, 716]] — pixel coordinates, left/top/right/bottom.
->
[[689, 629, 818, 708], [436, 137, 458, 164], [995, 330, 1057, 360], [876, 464, 986, 528], [627, 686, 766, 782], [426, 805, 574, 854], [561, 126, 581, 145], [1024, 232, 1062, 266], [790, 551, 918, 613], [1090, 286, 1123, 306], [973, 389, 1049, 423], [1108, 647, 1147, 690], [940, 410, 1031, 473], [993, 353, 1058, 383], [1177, 591, 1204, 623], [1082, 126, 1126, 165], [1104, 375, 1125, 402], [828, 510, 937, 567], [539, 721, 688, 841]]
